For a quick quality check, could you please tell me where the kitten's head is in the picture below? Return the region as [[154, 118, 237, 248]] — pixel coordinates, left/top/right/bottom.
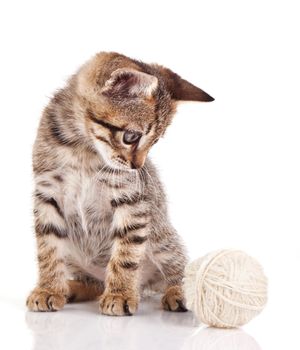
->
[[77, 52, 214, 170]]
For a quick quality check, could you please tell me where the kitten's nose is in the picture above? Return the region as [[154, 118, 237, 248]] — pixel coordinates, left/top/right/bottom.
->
[[130, 162, 138, 169], [131, 151, 146, 169], [130, 160, 143, 169]]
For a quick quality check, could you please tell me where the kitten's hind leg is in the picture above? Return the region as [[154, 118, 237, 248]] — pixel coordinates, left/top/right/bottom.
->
[[161, 285, 188, 312], [67, 279, 104, 303]]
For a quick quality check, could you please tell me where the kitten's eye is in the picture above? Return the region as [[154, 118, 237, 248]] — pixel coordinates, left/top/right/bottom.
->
[[123, 131, 141, 145]]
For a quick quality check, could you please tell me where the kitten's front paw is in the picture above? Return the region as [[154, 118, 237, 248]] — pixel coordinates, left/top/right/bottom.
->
[[162, 285, 188, 312], [99, 292, 138, 316], [26, 288, 66, 312]]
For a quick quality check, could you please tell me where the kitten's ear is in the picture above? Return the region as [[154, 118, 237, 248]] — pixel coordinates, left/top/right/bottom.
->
[[157, 66, 214, 102], [101, 68, 158, 99]]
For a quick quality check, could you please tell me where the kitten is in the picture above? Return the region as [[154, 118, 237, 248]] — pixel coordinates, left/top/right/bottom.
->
[[26, 52, 214, 315]]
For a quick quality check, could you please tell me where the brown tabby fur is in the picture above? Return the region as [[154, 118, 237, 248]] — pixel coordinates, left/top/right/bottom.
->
[[26, 52, 213, 315]]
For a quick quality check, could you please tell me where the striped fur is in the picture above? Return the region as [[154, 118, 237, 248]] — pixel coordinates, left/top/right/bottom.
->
[[27, 52, 214, 315]]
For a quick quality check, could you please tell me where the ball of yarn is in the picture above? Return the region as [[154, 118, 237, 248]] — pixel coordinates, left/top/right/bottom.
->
[[183, 250, 268, 328]]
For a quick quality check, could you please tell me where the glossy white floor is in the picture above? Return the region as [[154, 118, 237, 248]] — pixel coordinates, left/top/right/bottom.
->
[[0, 297, 257, 350], [1, 289, 298, 350]]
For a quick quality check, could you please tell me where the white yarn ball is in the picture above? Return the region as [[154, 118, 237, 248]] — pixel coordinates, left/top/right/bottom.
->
[[183, 250, 268, 328]]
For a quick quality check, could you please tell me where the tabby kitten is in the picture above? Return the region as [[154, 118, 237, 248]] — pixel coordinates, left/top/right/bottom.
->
[[26, 52, 214, 315]]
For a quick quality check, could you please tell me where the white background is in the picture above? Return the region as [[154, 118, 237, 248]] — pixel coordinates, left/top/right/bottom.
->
[[0, 1, 299, 349]]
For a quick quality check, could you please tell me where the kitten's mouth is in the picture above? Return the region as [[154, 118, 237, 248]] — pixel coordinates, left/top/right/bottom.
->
[[109, 159, 136, 172]]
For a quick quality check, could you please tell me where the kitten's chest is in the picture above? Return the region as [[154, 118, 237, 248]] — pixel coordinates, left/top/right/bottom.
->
[[62, 168, 113, 235]]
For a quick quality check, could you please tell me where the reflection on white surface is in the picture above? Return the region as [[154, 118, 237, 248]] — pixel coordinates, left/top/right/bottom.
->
[[25, 297, 261, 350], [182, 327, 261, 350]]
